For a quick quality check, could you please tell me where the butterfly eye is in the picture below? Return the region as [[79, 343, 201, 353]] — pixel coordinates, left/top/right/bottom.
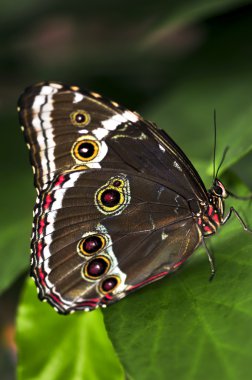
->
[[213, 180, 227, 198], [213, 186, 223, 196], [83, 256, 110, 280], [78, 234, 106, 256], [70, 110, 90, 126], [100, 276, 120, 294], [72, 139, 99, 162]]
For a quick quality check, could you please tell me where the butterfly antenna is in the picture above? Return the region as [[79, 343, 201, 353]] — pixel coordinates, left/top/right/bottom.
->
[[212, 109, 217, 182], [215, 146, 229, 179]]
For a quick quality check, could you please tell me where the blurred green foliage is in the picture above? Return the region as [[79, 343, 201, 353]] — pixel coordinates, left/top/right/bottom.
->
[[1, 1, 252, 379]]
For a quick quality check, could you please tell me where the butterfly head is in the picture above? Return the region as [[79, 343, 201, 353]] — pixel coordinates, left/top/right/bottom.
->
[[211, 179, 228, 199]]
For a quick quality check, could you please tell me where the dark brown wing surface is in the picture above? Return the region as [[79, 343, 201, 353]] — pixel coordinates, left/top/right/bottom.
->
[[18, 82, 205, 313]]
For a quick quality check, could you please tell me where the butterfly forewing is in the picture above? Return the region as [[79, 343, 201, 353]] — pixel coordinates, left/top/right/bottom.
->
[[18, 82, 130, 189]]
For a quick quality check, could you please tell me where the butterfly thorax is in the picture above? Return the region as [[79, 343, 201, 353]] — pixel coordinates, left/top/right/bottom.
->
[[198, 195, 223, 236], [196, 179, 227, 237]]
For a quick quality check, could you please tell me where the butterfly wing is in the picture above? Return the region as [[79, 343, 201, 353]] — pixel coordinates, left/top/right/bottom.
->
[[18, 82, 206, 313], [32, 169, 201, 314], [18, 82, 208, 203]]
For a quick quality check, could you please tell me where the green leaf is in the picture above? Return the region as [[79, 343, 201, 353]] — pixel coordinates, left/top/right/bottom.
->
[[17, 278, 124, 380], [104, 176, 252, 380]]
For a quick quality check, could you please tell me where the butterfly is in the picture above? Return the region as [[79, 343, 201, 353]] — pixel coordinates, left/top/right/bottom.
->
[[18, 82, 251, 314]]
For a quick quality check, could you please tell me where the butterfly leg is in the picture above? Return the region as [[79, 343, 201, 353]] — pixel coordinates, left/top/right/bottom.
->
[[223, 207, 252, 233], [202, 238, 216, 281]]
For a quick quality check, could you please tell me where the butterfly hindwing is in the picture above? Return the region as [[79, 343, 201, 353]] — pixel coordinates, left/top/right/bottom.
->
[[31, 169, 200, 313]]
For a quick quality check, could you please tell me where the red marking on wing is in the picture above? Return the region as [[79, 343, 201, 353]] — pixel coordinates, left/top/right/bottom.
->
[[173, 256, 188, 269], [50, 293, 63, 306], [44, 193, 53, 210], [37, 241, 43, 259], [38, 268, 46, 287], [54, 175, 65, 188], [77, 302, 98, 308], [38, 218, 46, 235], [76, 297, 100, 307], [128, 271, 169, 291], [75, 298, 101, 309]]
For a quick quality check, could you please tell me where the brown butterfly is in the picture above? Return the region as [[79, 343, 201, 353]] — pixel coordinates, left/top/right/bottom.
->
[[18, 82, 251, 314]]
